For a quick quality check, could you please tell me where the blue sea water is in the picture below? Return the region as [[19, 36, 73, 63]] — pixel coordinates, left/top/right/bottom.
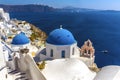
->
[[10, 11, 120, 68]]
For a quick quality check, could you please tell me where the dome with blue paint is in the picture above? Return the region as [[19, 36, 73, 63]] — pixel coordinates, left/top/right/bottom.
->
[[11, 32, 30, 45], [46, 28, 76, 45]]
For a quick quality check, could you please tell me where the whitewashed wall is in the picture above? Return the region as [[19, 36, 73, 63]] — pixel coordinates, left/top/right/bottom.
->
[[25, 54, 46, 80], [46, 42, 79, 59], [11, 43, 30, 51], [0, 67, 7, 80], [0, 41, 7, 80]]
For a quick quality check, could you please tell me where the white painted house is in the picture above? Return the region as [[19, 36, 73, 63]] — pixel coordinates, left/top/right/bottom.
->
[[0, 8, 10, 21], [0, 39, 8, 80]]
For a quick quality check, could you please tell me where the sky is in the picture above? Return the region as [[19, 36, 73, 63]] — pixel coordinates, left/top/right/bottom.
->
[[0, 0, 120, 10]]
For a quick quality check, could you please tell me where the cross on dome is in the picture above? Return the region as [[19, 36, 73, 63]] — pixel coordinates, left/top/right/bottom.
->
[[60, 25, 63, 29]]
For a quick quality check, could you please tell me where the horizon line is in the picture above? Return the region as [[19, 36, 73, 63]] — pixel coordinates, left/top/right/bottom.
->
[[0, 4, 120, 11]]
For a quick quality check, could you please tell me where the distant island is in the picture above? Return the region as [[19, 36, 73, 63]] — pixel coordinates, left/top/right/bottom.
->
[[0, 4, 119, 13], [0, 4, 55, 12]]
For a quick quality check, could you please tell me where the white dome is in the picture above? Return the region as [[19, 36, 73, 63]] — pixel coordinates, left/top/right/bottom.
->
[[42, 58, 96, 80], [94, 65, 120, 80]]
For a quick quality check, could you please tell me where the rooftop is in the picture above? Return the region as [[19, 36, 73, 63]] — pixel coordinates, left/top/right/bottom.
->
[[46, 28, 76, 45], [11, 32, 30, 45]]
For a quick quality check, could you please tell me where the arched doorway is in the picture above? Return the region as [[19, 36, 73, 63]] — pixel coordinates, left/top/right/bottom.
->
[[61, 50, 65, 58]]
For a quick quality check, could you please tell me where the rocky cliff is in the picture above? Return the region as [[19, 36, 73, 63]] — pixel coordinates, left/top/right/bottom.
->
[[0, 4, 55, 12]]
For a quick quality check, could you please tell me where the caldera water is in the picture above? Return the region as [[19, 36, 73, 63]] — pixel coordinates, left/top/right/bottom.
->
[[10, 11, 120, 67]]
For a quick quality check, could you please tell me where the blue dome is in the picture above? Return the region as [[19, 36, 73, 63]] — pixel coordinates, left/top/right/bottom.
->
[[12, 32, 30, 45], [46, 28, 76, 45]]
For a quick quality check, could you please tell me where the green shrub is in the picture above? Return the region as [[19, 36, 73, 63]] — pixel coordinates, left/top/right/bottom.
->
[[38, 61, 46, 70]]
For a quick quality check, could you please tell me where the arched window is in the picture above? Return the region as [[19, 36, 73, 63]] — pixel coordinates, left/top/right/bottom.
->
[[50, 49, 53, 57], [84, 49, 87, 53], [72, 48, 75, 55], [61, 50, 65, 58], [88, 50, 91, 54], [87, 42, 90, 46]]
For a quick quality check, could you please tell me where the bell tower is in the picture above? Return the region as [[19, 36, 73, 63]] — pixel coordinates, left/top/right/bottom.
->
[[80, 39, 95, 58]]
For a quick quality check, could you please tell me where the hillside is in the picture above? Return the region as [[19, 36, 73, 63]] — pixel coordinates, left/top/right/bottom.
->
[[0, 4, 100, 13], [0, 4, 55, 12], [1, 4, 118, 13]]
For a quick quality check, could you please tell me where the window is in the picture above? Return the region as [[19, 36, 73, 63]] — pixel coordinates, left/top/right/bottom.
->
[[84, 49, 87, 53], [88, 50, 91, 54], [61, 50, 65, 58], [72, 48, 75, 55], [87, 42, 90, 46], [50, 49, 53, 57]]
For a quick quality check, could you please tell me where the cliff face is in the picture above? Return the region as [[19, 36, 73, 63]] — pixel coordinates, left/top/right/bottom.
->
[[0, 4, 98, 13], [0, 4, 55, 12]]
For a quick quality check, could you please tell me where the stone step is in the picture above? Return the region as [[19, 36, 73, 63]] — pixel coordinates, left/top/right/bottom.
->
[[7, 67, 31, 80]]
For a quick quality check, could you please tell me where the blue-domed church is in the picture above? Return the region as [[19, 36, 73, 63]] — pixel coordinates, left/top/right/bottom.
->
[[12, 32, 30, 45], [11, 32, 30, 51], [35, 27, 95, 67], [39, 27, 80, 60]]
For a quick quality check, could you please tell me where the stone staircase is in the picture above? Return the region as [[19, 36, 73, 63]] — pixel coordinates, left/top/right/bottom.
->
[[7, 68, 30, 80]]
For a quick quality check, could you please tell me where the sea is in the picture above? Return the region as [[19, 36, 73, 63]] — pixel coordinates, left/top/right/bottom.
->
[[10, 11, 120, 68]]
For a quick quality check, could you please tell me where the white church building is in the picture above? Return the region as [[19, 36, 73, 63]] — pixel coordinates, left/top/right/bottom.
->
[[11, 32, 30, 51], [37, 27, 80, 61]]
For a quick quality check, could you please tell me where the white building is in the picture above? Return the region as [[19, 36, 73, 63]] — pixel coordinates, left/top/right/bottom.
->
[[0, 8, 10, 22], [42, 58, 96, 80], [0, 39, 8, 80], [94, 65, 120, 80], [11, 32, 30, 51], [34, 27, 95, 67], [37, 28, 80, 61]]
